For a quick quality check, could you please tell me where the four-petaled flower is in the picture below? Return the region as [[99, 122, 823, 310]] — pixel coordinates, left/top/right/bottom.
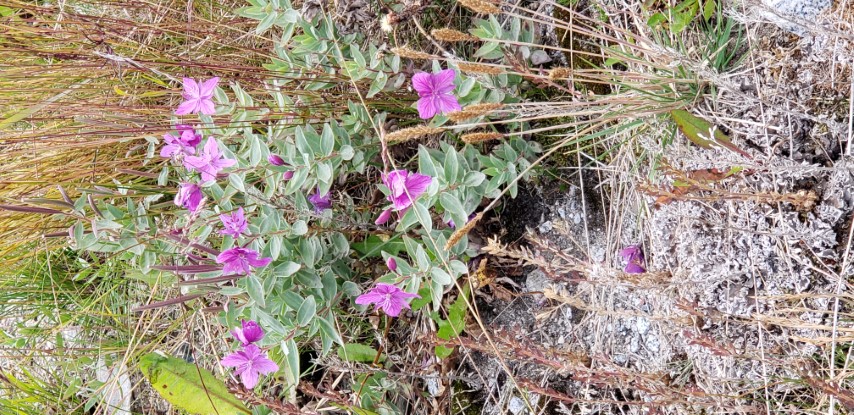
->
[[220, 344, 278, 389], [619, 245, 646, 274], [355, 283, 420, 317], [183, 137, 236, 183], [232, 319, 264, 346], [308, 190, 332, 213], [216, 247, 272, 275], [382, 170, 432, 212], [412, 69, 461, 119], [176, 77, 219, 116], [175, 182, 204, 213], [219, 207, 248, 238], [161, 124, 202, 158]]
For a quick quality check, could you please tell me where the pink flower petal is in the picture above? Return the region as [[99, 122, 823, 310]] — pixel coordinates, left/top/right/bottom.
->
[[412, 72, 434, 96], [417, 97, 438, 119], [355, 291, 385, 305], [436, 93, 461, 115], [198, 99, 216, 115], [433, 69, 457, 94], [182, 77, 199, 97], [252, 358, 279, 374], [625, 263, 645, 274], [404, 173, 432, 197], [203, 137, 219, 156], [175, 99, 199, 115], [220, 351, 246, 367], [199, 77, 220, 98], [240, 368, 260, 389], [375, 209, 392, 225]]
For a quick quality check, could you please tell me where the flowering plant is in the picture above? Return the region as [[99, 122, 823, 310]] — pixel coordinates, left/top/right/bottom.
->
[[64, 4, 540, 413]]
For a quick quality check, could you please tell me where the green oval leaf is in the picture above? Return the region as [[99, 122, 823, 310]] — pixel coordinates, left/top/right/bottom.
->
[[139, 353, 250, 415]]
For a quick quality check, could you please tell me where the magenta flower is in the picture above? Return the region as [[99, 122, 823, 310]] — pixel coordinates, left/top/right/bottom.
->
[[232, 319, 264, 345], [355, 283, 420, 317], [308, 190, 332, 213], [175, 182, 204, 213], [176, 77, 219, 116], [220, 344, 278, 389], [161, 125, 202, 158], [268, 154, 286, 166], [375, 209, 392, 225], [282, 170, 295, 180], [412, 69, 461, 119], [183, 137, 236, 183], [620, 245, 645, 274], [382, 170, 432, 212], [219, 207, 248, 238], [216, 247, 272, 275], [386, 257, 397, 272]]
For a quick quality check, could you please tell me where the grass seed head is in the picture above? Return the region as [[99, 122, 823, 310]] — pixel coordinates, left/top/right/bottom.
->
[[457, 62, 504, 75], [431, 28, 479, 42], [461, 131, 504, 143], [384, 126, 444, 143]]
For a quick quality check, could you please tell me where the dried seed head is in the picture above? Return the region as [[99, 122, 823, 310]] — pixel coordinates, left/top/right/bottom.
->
[[448, 103, 504, 122], [431, 28, 478, 42], [457, 62, 503, 75], [445, 213, 483, 251], [548, 67, 572, 80], [380, 14, 395, 32], [461, 132, 503, 144], [458, 0, 501, 14], [384, 126, 444, 143], [391, 47, 434, 60]]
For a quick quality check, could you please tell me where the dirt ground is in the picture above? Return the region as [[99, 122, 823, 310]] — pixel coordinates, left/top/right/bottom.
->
[[447, 1, 854, 413]]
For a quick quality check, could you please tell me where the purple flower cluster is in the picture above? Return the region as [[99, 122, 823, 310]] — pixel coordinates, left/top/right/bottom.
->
[[165, 77, 271, 276], [221, 320, 278, 389]]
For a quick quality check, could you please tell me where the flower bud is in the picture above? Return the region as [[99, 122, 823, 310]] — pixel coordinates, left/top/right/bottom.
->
[[282, 170, 295, 180], [268, 154, 286, 166], [386, 257, 397, 272]]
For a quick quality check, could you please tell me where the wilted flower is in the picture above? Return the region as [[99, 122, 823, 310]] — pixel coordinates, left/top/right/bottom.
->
[[183, 137, 236, 183], [620, 245, 645, 274], [216, 247, 272, 275], [382, 170, 432, 212], [176, 77, 219, 116], [220, 344, 278, 389], [267, 154, 286, 166], [175, 182, 204, 213], [355, 283, 420, 317], [308, 190, 331, 213], [232, 319, 264, 345], [375, 209, 392, 225], [161, 124, 201, 158], [219, 207, 248, 238], [386, 257, 397, 272], [412, 69, 461, 119]]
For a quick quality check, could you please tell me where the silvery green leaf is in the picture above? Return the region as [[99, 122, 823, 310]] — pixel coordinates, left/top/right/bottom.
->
[[297, 296, 316, 326], [431, 268, 452, 285], [246, 274, 266, 308], [339, 145, 354, 160], [292, 220, 308, 236]]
